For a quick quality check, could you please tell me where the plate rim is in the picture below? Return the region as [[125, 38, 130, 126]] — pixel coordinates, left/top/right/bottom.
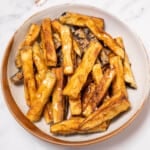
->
[[1, 3, 150, 146]]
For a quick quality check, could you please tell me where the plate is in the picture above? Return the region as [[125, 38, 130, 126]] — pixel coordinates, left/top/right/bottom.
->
[[2, 3, 150, 146]]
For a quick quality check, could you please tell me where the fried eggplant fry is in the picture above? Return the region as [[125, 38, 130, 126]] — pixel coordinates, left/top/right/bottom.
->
[[52, 67, 64, 123], [82, 64, 103, 117], [41, 18, 57, 66], [21, 46, 36, 106], [110, 55, 128, 97], [27, 70, 56, 122], [50, 117, 108, 135], [115, 37, 137, 88], [68, 59, 82, 116], [80, 92, 130, 130], [15, 24, 40, 68], [24, 79, 30, 106], [50, 117, 84, 135], [44, 102, 53, 124], [63, 40, 102, 98], [59, 12, 124, 58], [33, 42, 47, 80], [60, 12, 104, 29], [94, 67, 116, 105], [52, 20, 74, 74]]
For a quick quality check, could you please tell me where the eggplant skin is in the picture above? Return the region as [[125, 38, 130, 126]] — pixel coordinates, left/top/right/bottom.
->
[[10, 70, 23, 85]]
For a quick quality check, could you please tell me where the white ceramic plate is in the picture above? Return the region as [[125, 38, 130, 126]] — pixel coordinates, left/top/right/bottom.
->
[[2, 3, 150, 146]]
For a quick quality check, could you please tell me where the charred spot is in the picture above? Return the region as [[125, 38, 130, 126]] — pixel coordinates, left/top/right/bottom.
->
[[61, 12, 67, 16]]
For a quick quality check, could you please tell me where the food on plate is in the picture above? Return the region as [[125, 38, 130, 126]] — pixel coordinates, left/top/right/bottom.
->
[[15, 24, 40, 68], [92, 63, 103, 84], [20, 46, 36, 107], [59, 12, 124, 58], [72, 39, 82, 57], [52, 20, 74, 74], [41, 18, 57, 66], [33, 42, 48, 81], [80, 92, 130, 130], [10, 70, 23, 85], [69, 95, 82, 116], [11, 12, 136, 136], [27, 70, 56, 122], [44, 102, 53, 124], [109, 55, 128, 97], [59, 12, 104, 29], [52, 67, 64, 123], [50, 117, 108, 135], [114, 37, 137, 88], [63, 40, 102, 98]]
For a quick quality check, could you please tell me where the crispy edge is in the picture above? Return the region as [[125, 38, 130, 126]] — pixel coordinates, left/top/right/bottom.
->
[[20, 46, 36, 107], [41, 18, 57, 66], [15, 24, 40, 68], [27, 70, 56, 122], [63, 40, 102, 98], [115, 37, 137, 88]]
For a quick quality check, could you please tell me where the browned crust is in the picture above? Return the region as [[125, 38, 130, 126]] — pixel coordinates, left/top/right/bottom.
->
[[41, 18, 57, 66]]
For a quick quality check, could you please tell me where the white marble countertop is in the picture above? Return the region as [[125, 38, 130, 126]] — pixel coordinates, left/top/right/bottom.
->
[[0, 0, 150, 149]]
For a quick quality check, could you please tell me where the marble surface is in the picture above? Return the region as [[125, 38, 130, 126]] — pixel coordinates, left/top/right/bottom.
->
[[0, 0, 150, 149]]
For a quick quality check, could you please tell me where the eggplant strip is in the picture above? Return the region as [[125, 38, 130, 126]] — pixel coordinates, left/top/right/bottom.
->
[[63, 40, 102, 98], [52, 20, 74, 74], [52, 67, 64, 123], [15, 24, 40, 68], [41, 18, 57, 66], [80, 92, 130, 130], [27, 70, 56, 122], [115, 37, 137, 88], [21, 46, 36, 106]]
